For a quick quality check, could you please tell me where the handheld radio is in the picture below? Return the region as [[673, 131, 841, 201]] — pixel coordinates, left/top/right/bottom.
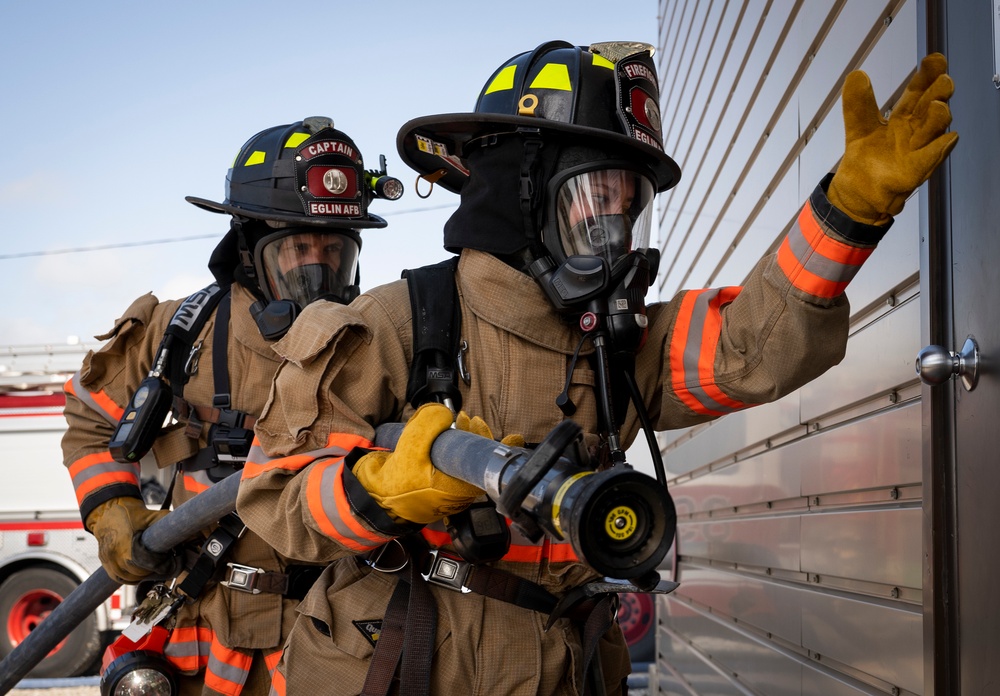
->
[[108, 349, 174, 463]]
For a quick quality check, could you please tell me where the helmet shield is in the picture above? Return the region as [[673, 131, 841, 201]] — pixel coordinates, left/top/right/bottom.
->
[[552, 167, 654, 267], [254, 228, 360, 306]]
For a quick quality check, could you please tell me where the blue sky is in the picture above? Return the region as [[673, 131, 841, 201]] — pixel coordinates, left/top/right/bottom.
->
[[0, 0, 660, 347]]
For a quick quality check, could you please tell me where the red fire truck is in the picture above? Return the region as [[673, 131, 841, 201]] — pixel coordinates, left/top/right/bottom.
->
[[0, 344, 135, 677]]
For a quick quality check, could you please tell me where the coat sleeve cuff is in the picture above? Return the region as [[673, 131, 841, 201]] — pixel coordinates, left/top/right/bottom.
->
[[814, 173, 892, 245], [80, 486, 144, 529], [343, 450, 423, 537]]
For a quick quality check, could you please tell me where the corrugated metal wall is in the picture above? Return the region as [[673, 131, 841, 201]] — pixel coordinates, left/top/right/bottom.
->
[[652, 1, 926, 694]]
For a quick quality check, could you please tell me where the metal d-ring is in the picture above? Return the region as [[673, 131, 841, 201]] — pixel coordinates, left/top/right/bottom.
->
[[364, 538, 409, 573]]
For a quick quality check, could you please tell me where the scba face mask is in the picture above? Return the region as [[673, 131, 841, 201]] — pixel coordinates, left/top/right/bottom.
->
[[531, 163, 658, 318], [256, 228, 360, 307], [249, 226, 362, 341], [553, 166, 655, 267]]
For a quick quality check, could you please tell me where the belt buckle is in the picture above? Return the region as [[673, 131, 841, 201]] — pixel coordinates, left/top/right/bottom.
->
[[421, 549, 471, 593], [222, 563, 264, 594]]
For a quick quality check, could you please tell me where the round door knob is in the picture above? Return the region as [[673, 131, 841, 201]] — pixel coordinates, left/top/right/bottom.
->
[[915, 336, 980, 391]]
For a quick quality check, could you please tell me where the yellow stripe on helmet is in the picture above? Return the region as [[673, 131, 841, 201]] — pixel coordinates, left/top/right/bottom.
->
[[592, 53, 615, 70], [528, 63, 572, 91], [284, 132, 311, 148], [244, 150, 266, 166], [484, 65, 517, 94]]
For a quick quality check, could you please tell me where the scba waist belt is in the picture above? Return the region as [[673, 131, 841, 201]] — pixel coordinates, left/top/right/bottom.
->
[[222, 563, 323, 600]]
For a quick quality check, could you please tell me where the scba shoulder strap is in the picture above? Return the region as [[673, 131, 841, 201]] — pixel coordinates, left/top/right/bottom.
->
[[108, 283, 229, 465], [162, 283, 229, 393], [401, 257, 512, 564], [402, 256, 462, 412]]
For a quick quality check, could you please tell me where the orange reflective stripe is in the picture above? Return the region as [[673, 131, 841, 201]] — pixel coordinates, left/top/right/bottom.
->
[[422, 525, 579, 563], [545, 541, 580, 563], [183, 473, 210, 494], [697, 287, 745, 410], [270, 664, 286, 696], [205, 643, 252, 696], [670, 289, 748, 416], [90, 388, 124, 422], [777, 240, 850, 298], [74, 471, 140, 505], [242, 433, 375, 480], [242, 452, 318, 479], [63, 377, 75, 395], [164, 625, 213, 671], [68, 450, 115, 478], [306, 459, 385, 551], [69, 449, 141, 505], [264, 649, 282, 674], [777, 201, 874, 298], [421, 528, 451, 547], [502, 543, 544, 563], [669, 291, 703, 413]]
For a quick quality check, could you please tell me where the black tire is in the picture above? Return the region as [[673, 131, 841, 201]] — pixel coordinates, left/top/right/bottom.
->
[[0, 567, 102, 678]]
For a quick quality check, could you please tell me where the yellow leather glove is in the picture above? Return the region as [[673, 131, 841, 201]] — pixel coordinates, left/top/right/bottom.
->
[[85, 497, 171, 584], [828, 52, 959, 225], [353, 403, 484, 525], [455, 411, 525, 449]]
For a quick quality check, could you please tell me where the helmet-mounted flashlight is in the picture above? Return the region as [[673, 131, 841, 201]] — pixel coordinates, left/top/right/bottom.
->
[[366, 154, 404, 200]]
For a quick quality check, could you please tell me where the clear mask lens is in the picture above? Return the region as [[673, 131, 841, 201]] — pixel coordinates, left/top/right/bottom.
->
[[555, 169, 654, 266], [258, 231, 359, 306]]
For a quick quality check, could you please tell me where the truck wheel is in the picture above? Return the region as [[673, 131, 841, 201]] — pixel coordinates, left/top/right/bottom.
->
[[0, 568, 101, 678], [617, 592, 655, 665]]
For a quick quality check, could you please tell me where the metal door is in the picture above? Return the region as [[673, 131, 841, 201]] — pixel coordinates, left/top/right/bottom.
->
[[921, 1, 1000, 694]]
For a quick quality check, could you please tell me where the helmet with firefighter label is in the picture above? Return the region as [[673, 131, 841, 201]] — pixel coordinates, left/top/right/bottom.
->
[[396, 41, 680, 195]]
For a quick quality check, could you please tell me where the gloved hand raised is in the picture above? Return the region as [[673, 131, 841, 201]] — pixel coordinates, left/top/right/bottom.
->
[[85, 496, 172, 584], [353, 403, 484, 525], [828, 52, 959, 225]]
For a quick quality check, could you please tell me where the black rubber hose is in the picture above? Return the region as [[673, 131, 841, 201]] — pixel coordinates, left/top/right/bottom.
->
[[0, 472, 241, 694], [373, 423, 513, 486]]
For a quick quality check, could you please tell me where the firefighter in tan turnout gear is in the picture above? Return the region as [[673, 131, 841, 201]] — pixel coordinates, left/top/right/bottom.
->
[[236, 43, 958, 695], [61, 117, 401, 695]]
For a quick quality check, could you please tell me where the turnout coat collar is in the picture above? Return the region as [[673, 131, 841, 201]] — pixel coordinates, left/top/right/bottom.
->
[[456, 249, 594, 357]]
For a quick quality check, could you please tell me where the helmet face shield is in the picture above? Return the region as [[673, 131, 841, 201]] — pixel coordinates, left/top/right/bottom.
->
[[552, 167, 655, 267], [255, 228, 360, 307]]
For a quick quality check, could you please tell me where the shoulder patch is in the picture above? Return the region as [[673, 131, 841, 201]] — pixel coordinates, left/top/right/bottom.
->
[[351, 619, 383, 648]]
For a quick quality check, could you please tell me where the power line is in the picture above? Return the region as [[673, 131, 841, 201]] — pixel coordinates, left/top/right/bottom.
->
[[0, 202, 458, 260], [0, 234, 224, 260]]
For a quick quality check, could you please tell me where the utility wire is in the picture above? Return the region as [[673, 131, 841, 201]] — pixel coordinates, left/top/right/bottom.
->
[[0, 202, 458, 260]]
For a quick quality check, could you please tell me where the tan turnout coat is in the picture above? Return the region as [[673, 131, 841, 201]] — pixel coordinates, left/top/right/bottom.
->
[[62, 283, 307, 696], [237, 181, 884, 695]]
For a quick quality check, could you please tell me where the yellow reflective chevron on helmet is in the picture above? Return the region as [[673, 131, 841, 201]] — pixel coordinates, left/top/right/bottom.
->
[[284, 132, 311, 148], [484, 65, 517, 94], [592, 53, 614, 70], [244, 150, 266, 166], [528, 63, 572, 91]]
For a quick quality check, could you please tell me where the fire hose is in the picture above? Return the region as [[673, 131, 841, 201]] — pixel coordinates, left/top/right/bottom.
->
[[0, 472, 241, 694], [0, 419, 675, 691], [374, 418, 676, 583]]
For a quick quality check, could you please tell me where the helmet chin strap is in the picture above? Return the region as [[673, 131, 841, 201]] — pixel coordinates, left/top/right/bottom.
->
[[517, 128, 546, 245], [233, 219, 257, 282]]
